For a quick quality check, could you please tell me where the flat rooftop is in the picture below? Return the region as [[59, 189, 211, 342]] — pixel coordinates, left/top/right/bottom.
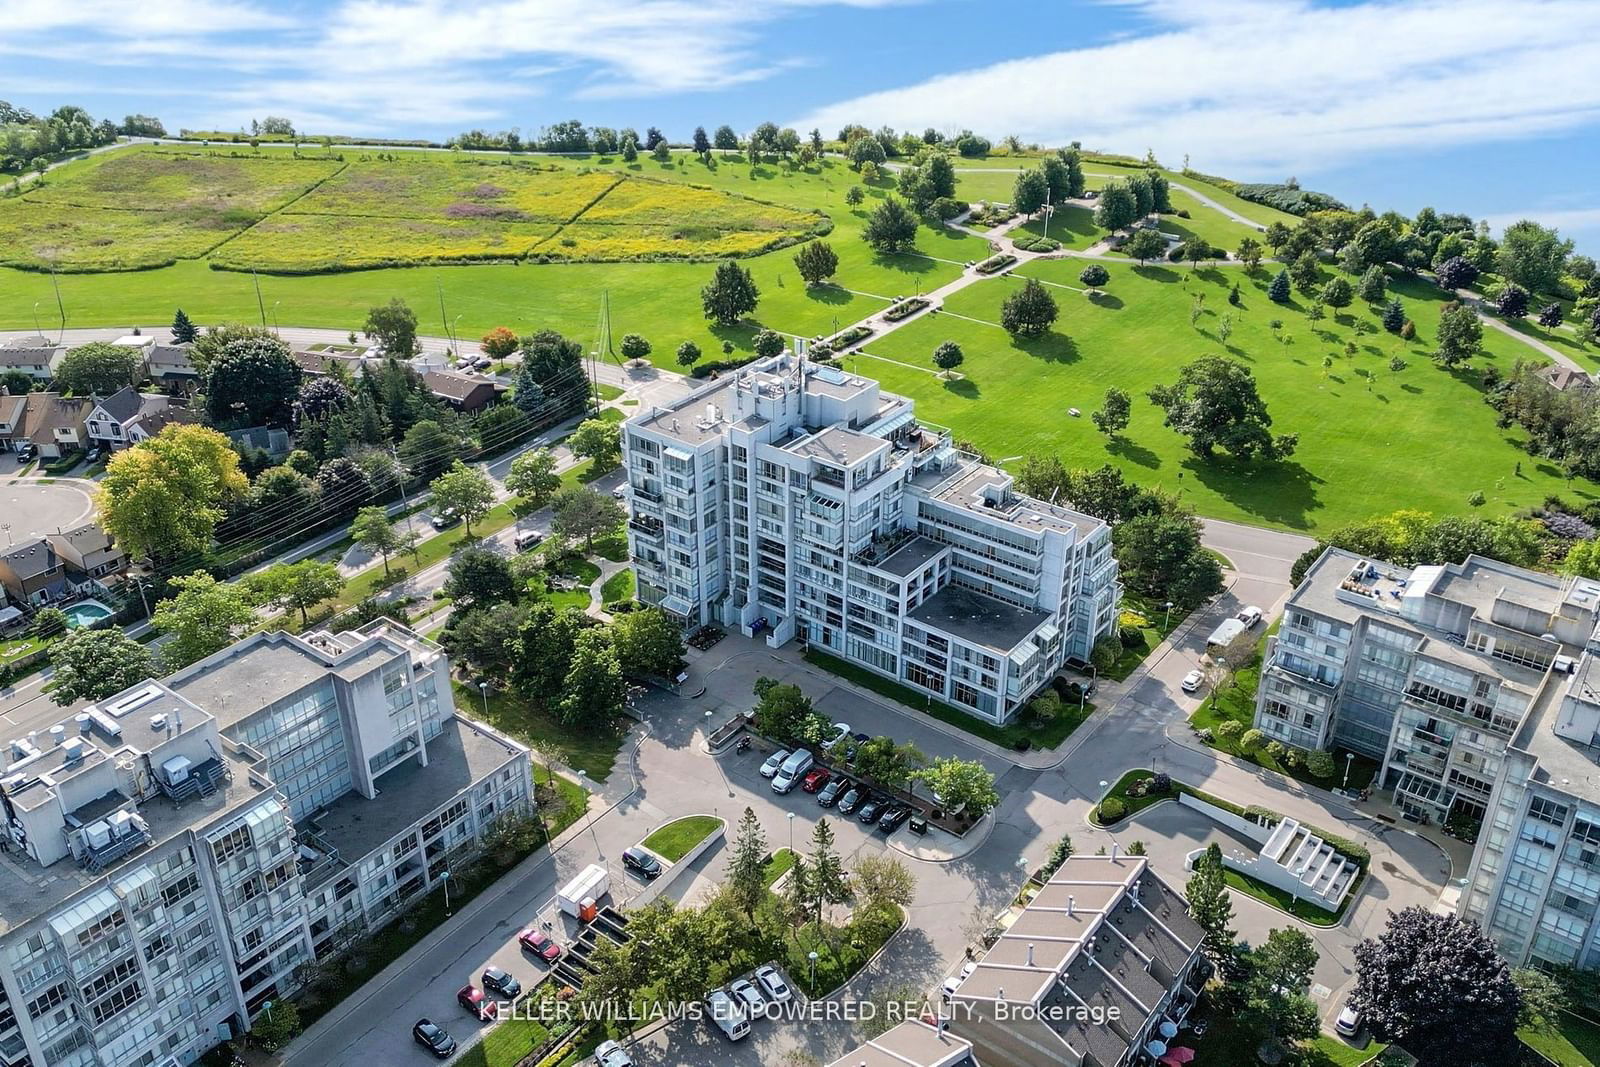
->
[[628, 375, 739, 447], [909, 584, 1049, 654], [914, 456, 1105, 539], [786, 424, 885, 467], [0, 748, 267, 935], [301, 716, 523, 886], [874, 534, 948, 578]]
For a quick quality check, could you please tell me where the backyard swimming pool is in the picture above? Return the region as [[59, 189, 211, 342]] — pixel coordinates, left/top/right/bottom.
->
[[63, 599, 114, 628]]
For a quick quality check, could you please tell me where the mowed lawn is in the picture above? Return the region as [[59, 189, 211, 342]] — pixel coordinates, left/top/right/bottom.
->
[[0, 152, 986, 368], [850, 259, 1596, 531]]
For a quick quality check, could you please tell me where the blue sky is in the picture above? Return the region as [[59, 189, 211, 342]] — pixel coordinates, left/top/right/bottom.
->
[[7, 0, 1600, 251]]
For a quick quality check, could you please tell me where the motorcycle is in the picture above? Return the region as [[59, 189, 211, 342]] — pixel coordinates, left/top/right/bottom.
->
[[735, 736, 751, 754]]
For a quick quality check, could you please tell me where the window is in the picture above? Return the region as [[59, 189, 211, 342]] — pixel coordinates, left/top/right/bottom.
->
[[1530, 797, 1569, 827]]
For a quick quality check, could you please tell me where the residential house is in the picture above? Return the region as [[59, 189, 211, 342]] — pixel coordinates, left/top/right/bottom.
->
[[424, 369, 500, 413], [147, 342, 200, 392], [0, 538, 69, 606], [226, 425, 292, 457], [110, 333, 155, 375], [0, 335, 63, 382], [828, 1019, 980, 1067], [18, 392, 92, 458], [1541, 366, 1593, 392], [47, 522, 127, 583], [291, 346, 370, 378], [0, 390, 28, 451], [86, 386, 192, 450]]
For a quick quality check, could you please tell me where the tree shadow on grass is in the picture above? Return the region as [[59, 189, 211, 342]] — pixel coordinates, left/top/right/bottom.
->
[[1132, 265, 1181, 283], [878, 251, 940, 276], [1013, 330, 1080, 363], [1089, 294, 1126, 310], [943, 377, 981, 399], [1107, 436, 1161, 469], [708, 322, 757, 350], [1399, 382, 1423, 394], [1182, 454, 1325, 530], [805, 284, 854, 307]]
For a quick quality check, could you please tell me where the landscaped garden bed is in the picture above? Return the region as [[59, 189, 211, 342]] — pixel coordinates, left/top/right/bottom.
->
[[975, 252, 1017, 274], [1012, 233, 1060, 252], [882, 296, 931, 321], [641, 815, 720, 862]]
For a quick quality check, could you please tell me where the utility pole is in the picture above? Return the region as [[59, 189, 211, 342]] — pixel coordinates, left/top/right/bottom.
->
[[251, 270, 267, 327], [50, 266, 66, 342], [436, 276, 455, 356]]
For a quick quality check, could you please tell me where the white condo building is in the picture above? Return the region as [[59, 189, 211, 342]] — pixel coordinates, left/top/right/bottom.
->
[[1256, 546, 1600, 968], [622, 354, 1121, 724], [0, 621, 532, 1067]]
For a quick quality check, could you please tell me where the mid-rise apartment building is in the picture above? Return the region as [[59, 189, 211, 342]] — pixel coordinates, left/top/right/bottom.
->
[[1255, 546, 1600, 969], [622, 354, 1121, 723], [0, 621, 532, 1067]]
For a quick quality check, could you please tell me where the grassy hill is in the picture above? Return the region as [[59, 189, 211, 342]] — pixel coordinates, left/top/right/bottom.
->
[[0, 142, 1593, 533]]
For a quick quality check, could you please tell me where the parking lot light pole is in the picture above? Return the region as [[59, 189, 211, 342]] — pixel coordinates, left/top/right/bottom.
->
[[441, 869, 452, 916], [1163, 601, 1174, 630], [1343, 752, 1355, 792], [808, 950, 819, 988], [788, 811, 795, 855], [478, 680, 489, 718]]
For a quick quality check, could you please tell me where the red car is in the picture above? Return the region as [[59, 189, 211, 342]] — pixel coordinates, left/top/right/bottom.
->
[[518, 927, 563, 962], [457, 983, 498, 1021], [801, 768, 832, 793]]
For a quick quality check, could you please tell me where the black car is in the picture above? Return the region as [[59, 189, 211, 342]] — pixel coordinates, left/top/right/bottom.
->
[[413, 1019, 456, 1058], [482, 965, 522, 1000], [857, 796, 884, 823], [877, 805, 910, 833], [622, 846, 662, 879], [836, 786, 862, 814], [818, 777, 849, 807]]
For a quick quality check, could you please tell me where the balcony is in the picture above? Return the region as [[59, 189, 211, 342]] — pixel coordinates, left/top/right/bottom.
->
[[632, 487, 662, 505], [628, 516, 664, 541]]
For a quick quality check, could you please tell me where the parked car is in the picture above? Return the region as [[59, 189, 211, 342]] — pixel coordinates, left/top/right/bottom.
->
[[84, 447, 102, 464], [412, 1019, 457, 1058], [1334, 1003, 1361, 1037], [755, 964, 792, 1005], [611, 486, 627, 500], [760, 749, 791, 779], [801, 768, 831, 793], [818, 777, 849, 807], [836, 786, 863, 814], [878, 805, 910, 832], [16, 443, 36, 462], [457, 984, 498, 1020], [1237, 605, 1264, 628], [857, 795, 884, 823], [622, 846, 662, 879], [518, 927, 562, 962], [941, 961, 977, 1001], [1180, 669, 1204, 694], [595, 1039, 635, 1067], [820, 722, 852, 752], [514, 529, 544, 551], [772, 750, 814, 794], [729, 977, 767, 1017], [705, 989, 751, 1041], [481, 966, 521, 1000]]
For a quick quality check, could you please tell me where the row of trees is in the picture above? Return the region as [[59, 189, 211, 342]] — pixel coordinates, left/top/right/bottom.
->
[[750, 678, 1001, 817], [1, 101, 162, 175]]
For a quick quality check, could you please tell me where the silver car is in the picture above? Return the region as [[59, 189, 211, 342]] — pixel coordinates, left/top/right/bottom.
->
[[760, 749, 791, 778]]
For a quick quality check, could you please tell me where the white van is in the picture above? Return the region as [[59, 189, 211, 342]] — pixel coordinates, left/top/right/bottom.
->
[[771, 750, 814, 794], [705, 989, 750, 1041], [513, 529, 544, 551]]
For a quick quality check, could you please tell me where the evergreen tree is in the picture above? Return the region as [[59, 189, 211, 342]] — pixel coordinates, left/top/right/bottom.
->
[[1186, 843, 1235, 965], [1267, 269, 1291, 303], [805, 818, 850, 927], [1382, 297, 1406, 333], [725, 807, 769, 921], [170, 308, 198, 344]]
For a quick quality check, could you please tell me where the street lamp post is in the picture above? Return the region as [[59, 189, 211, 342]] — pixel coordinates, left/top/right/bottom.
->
[[577, 769, 602, 856], [441, 869, 452, 915], [1343, 752, 1356, 792], [1163, 601, 1175, 630], [788, 811, 795, 855], [808, 950, 819, 988], [478, 680, 489, 718]]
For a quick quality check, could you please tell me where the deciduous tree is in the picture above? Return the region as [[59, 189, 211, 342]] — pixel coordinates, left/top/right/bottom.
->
[[204, 335, 301, 428], [479, 326, 518, 359], [931, 340, 964, 377], [50, 629, 156, 704], [1147, 356, 1295, 461], [1011, 168, 1048, 217], [429, 460, 496, 534], [1497, 219, 1574, 294], [1000, 278, 1058, 337], [151, 571, 256, 669], [792, 241, 839, 286], [701, 261, 760, 326], [1236, 237, 1263, 272], [99, 425, 248, 562], [610, 608, 685, 680], [248, 560, 344, 627], [351, 505, 402, 575], [560, 628, 624, 729], [1435, 302, 1483, 367], [861, 196, 918, 254], [569, 418, 621, 468], [55, 341, 142, 396], [445, 545, 518, 608], [915, 758, 998, 817], [1091, 386, 1131, 437], [1093, 179, 1139, 230], [675, 340, 701, 367], [550, 486, 625, 550], [362, 297, 421, 356], [1435, 255, 1478, 291], [505, 448, 561, 508]]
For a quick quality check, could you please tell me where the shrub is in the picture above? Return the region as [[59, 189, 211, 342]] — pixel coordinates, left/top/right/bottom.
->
[[975, 253, 1017, 275], [882, 297, 931, 322], [1151, 772, 1171, 794], [1118, 623, 1146, 648], [1012, 234, 1060, 253], [1265, 740, 1287, 762], [1306, 750, 1337, 778], [1079, 264, 1110, 288], [1096, 796, 1126, 824], [1239, 728, 1265, 752], [1215, 720, 1244, 742]]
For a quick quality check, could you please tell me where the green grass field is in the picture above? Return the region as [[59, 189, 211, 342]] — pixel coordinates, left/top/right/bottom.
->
[[848, 258, 1594, 531], [1522, 1013, 1600, 1066], [641, 815, 720, 862]]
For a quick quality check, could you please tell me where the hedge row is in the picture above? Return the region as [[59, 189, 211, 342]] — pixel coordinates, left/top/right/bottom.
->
[[976, 253, 1017, 275], [882, 297, 930, 322]]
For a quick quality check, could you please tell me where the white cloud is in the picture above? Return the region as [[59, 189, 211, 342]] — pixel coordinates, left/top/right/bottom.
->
[[793, 0, 1600, 177], [1480, 208, 1600, 239]]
